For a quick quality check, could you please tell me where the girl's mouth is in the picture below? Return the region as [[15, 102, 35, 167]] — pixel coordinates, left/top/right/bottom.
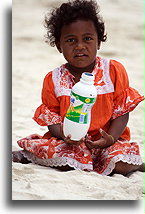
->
[[74, 53, 87, 58]]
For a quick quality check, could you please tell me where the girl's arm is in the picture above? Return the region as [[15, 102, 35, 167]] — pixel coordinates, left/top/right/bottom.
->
[[48, 123, 63, 140], [85, 113, 129, 149], [107, 112, 129, 142]]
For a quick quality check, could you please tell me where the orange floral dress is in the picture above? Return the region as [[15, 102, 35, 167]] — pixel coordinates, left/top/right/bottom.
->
[[17, 57, 144, 175]]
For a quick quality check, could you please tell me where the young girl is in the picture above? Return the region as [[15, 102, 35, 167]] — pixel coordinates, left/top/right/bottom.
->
[[13, 0, 144, 176]]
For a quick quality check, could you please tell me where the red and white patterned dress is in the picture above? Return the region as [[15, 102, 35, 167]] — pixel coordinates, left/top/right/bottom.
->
[[17, 57, 144, 175]]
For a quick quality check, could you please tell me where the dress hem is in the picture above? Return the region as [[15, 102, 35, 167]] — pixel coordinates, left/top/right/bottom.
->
[[21, 150, 93, 171]]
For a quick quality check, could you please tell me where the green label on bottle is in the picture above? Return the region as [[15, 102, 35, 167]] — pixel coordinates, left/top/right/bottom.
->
[[65, 91, 96, 124]]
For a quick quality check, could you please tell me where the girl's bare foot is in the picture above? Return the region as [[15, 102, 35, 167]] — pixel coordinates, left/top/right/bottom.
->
[[138, 163, 145, 172]]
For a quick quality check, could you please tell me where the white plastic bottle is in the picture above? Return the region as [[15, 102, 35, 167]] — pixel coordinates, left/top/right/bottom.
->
[[63, 72, 97, 141]]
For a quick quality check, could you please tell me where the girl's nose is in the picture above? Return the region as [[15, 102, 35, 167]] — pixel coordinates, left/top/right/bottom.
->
[[75, 41, 85, 50]]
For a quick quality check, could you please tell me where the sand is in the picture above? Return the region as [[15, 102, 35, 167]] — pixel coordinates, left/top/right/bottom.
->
[[12, 0, 144, 200]]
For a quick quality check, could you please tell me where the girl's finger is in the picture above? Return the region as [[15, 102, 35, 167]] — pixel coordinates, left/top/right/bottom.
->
[[64, 134, 71, 142], [85, 134, 91, 140], [80, 137, 85, 142], [99, 128, 108, 139], [85, 142, 92, 149]]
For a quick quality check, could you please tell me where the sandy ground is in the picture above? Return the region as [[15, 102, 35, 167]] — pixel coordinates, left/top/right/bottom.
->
[[12, 0, 144, 200]]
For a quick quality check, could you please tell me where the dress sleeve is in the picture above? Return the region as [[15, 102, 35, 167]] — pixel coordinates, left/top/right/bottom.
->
[[110, 60, 144, 119], [33, 72, 62, 126]]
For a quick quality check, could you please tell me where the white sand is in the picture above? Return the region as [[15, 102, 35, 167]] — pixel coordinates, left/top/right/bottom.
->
[[12, 0, 144, 200]]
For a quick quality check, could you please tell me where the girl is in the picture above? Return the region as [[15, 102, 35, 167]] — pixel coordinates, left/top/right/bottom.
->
[[13, 0, 144, 176]]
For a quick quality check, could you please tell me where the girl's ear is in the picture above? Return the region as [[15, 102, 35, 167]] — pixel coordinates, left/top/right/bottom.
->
[[55, 41, 62, 53]]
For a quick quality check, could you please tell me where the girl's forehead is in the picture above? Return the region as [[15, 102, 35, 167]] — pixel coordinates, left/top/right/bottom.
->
[[61, 19, 97, 36]]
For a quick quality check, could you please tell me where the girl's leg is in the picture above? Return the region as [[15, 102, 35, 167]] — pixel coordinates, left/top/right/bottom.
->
[[12, 151, 31, 164], [111, 161, 144, 176]]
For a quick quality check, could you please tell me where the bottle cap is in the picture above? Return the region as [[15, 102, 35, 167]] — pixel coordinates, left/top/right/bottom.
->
[[81, 72, 94, 84]]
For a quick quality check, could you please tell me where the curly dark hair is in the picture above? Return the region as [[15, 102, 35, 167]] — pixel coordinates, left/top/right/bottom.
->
[[44, 0, 107, 47]]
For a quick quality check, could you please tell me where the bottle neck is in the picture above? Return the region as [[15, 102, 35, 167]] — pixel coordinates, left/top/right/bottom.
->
[[80, 79, 94, 85]]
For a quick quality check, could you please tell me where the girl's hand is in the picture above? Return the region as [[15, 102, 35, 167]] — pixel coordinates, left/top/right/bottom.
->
[[85, 129, 115, 149], [63, 134, 85, 146], [60, 123, 84, 146]]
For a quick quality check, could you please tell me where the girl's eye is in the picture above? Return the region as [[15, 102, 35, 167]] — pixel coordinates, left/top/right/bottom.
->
[[84, 37, 93, 41], [66, 38, 76, 43]]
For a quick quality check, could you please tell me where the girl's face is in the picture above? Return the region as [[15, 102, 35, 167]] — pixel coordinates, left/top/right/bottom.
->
[[56, 20, 100, 70]]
